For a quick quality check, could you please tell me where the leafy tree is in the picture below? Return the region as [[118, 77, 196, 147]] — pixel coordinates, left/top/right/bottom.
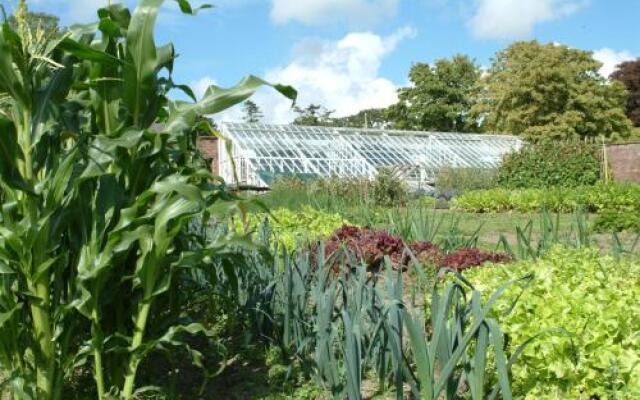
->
[[610, 59, 640, 127], [242, 100, 263, 123], [292, 103, 334, 126], [473, 41, 632, 141], [329, 108, 392, 128], [389, 55, 481, 132]]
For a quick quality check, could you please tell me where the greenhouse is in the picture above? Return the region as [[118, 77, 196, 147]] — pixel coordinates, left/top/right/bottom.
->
[[215, 122, 523, 189]]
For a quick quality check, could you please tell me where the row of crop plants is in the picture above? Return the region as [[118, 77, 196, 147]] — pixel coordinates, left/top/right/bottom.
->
[[233, 141, 640, 398], [228, 211, 640, 399]]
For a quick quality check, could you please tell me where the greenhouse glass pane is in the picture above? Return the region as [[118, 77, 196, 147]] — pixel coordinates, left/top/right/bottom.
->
[[220, 123, 522, 187]]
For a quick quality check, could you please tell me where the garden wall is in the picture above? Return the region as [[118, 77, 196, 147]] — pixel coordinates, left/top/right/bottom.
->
[[197, 136, 219, 174], [607, 143, 640, 183]]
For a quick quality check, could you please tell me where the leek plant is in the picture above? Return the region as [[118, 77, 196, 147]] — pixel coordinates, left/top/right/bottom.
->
[[385, 208, 482, 252], [404, 274, 533, 400], [0, 1, 294, 398], [498, 210, 593, 260], [229, 226, 531, 399], [611, 231, 640, 258]]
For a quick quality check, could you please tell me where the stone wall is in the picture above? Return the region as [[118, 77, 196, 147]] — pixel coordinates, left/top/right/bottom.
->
[[197, 136, 219, 174], [607, 143, 640, 183]]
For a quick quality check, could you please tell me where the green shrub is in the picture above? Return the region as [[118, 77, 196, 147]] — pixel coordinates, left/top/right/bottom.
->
[[453, 188, 514, 213], [265, 171, 409, 211], [371, 167, 408, 206], [464, 247, 640, 399], [260, 176, 314, 210], [307, 175, 372, 205], [435, 167, 498, 194], [498, 141, 601, 188]]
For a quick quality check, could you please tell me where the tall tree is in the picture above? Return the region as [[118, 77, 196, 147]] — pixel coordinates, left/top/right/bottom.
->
[[610, 59, 640, 127], [389, 55, 481, 132], [242, 100, 263, 123], [473, 41, 632, 140], [329, 108, 393, 129], [292, 103, 334, 126]]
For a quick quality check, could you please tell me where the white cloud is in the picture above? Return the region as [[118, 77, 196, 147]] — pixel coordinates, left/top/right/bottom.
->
[[270, 0, 400, 26], [468, 0, 587, 40], [206, 27, 414, 124], [592, 48, 635, 78]]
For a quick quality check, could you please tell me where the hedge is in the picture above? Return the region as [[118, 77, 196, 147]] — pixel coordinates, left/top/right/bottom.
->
[[497, 141, 601, 188], [452, 183, 640, 214]]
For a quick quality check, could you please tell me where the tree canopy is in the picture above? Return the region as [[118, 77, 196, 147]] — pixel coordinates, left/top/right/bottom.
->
[[473, 41, 632, 141], [329, 108, 392, 129], [610, 59, 640, 127], [389, 55, 481, 132]]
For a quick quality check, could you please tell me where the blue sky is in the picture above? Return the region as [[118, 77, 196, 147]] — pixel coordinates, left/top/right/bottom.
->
[[6, 0, 640, 122]]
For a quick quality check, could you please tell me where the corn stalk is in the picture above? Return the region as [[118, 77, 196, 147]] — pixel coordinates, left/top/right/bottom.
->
[[0, 1, 295, 398]]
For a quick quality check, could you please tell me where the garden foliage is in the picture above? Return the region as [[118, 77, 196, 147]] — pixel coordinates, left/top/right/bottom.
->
[[497, 141, 601, 189], [435, 167, 498, 195], [464, 247, 640, 399], [473, 41, 632, 140], [371, 167, 409, 206], [228, 233, 526, 400], [268, 168, 409, 209], [441, 248, 512, 271], [592, 211, 640, 233], [0, 1, 295, 398], [323, 225, 511, 272], [453, 183, 640, 213], [389, 54, 481, 132], [239, 206, 348, 249]]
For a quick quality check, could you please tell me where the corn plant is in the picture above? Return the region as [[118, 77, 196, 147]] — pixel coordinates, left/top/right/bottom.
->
[[0, 1, 295, 398]]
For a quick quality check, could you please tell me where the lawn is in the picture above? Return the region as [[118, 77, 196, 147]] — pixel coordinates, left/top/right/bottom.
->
[[418, 210, 638, 252]]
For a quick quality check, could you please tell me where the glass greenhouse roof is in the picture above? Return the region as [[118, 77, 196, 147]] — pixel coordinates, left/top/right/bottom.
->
[[219, 123, 522, 187]]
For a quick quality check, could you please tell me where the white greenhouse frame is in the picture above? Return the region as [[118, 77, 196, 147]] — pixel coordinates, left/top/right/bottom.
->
[[217, 123, 523, 189]]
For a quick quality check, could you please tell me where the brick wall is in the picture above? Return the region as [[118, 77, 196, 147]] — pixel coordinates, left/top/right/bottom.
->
[[607, 143, 640, 183], [197, 136, 219, 174]]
